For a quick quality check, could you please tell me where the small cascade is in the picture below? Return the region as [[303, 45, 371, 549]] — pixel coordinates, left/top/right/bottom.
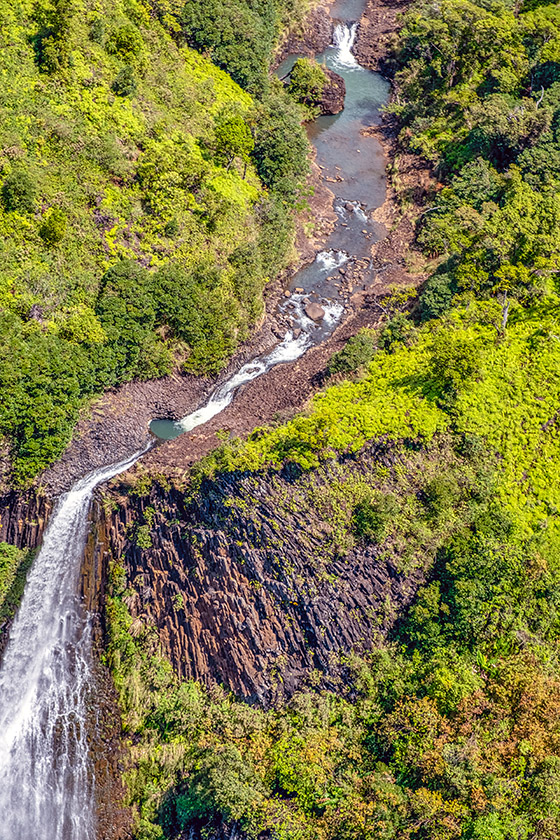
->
[[151, 296, 344, 440], [332, 22, 359, 69], [0, 450, 146, 840]]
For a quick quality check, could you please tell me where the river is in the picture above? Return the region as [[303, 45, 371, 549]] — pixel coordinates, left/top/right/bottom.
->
[[0, 5, 388, 836]]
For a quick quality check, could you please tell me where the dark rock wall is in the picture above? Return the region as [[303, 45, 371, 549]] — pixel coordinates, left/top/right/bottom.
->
[[87, 451, 423, 706], [0, 489, 52, 549]]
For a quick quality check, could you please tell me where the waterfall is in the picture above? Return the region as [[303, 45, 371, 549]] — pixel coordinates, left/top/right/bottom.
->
[[0, 450, 144, 840], [332, 22, 359, 69]]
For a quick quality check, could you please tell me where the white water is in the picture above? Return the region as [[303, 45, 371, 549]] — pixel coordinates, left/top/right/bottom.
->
[[177, 296, 343, 433], [332, 23, 359, 69], [0, 449, 145, 840], [315, 249, 349, 272]]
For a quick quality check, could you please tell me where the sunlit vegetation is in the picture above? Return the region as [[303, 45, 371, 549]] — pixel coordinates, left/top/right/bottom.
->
[[0, 0, 311, 483], [100, 0, 560, 836]]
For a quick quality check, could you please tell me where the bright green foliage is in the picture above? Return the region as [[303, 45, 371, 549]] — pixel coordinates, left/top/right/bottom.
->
[[0, 0, 309, 483]]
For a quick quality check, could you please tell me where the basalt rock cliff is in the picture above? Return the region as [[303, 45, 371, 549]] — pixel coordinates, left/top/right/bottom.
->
[[85, 443, 426, 706]]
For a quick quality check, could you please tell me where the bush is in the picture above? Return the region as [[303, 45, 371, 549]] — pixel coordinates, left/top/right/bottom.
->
[[378, 313, 417, 353], [352, 493, 399, 543], [422, 475, 461, 520], [431, 333, 482, 393], [112, 66, 137, 97], [327, 330, 376, 376], [38, 207, 67, 245], [252, 91, 309, 198], [1, 170, 35, 213], [420, 273, 456, 321], [288, 58, 327, 110]]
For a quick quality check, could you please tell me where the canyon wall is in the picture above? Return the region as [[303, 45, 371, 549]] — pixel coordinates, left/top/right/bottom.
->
[[85, 445, 425, 705]]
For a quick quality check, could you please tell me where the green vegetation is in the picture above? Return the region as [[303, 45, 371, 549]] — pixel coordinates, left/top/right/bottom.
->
[[0, 0, 311, 483], [0, 543, 33, 631], [101, 2, 560, 835], [287, 58, 328, 117]]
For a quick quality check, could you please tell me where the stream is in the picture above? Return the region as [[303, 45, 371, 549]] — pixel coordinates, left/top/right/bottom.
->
[[0, 5, 388, 837]]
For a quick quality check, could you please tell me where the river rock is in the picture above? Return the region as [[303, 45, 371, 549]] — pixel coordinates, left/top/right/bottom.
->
[[320, 68, 346, 115], [305, 302, 325, 321]]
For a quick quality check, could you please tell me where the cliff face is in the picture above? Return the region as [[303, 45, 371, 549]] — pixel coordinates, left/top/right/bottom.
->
[[0, 489, 51, 549], [87, 444, 426, 705]]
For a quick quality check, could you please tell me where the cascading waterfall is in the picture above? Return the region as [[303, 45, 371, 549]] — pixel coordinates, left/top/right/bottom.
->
[[0, 294, 343, 834], [0, 450, 144, 840], [332, 22, 359, 69]]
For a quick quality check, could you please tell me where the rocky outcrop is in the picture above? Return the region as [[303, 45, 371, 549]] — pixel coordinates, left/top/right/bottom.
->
[[86, 445, 426, 706], [275, 4, 333, 65], [0, 489, 51, 549], [320, 67, 346, 115]]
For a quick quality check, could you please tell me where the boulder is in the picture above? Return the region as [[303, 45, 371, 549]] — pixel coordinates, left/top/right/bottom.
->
[[319, 68, 346, 115], [305, 302, 326, 321]]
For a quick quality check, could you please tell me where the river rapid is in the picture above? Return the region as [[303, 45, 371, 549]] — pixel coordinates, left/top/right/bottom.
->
[[0, 5, 388, 836]]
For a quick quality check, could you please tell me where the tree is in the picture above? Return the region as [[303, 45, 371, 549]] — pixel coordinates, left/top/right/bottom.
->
[[288, 58, 327, 110], [1, 170, 35, 213], [38, 207, 67, 245], [214, 114, 254, 172]]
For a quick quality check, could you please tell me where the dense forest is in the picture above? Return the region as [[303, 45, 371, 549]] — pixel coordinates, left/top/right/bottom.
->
[[0, 0, 313, 484], [1, 0, 560, 837], [97, 0, 560, 838]]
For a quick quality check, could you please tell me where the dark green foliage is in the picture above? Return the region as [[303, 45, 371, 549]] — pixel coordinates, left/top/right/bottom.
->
[[1, 170, 36, 213], [33, 0, 76, 74], [38, 207, 67, 245], [89, 17, 104, 44], [378, 313, 416, 353], [327, 329, 377, 376], [112, 66, 137, 97], [352, 493, 399, 543], [252, 92, 310, 198], [419, 272, 456, 320], [179, 0, 281, 95], [288, 58, 327, 110]]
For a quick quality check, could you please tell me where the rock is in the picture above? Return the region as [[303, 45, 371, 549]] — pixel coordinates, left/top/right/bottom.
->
[[293, 328, 302, 339], [319, 68, 346, 115], [345, 202, 354, 212], [305, 302, 325, 321], [295, 287, 304, 293], [284, 290, 291, 297]]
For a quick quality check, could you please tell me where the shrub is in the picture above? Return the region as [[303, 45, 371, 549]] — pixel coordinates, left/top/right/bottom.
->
[[106, 24, 144, 61], [422, 475, 461, 520], [378, 313, 417, 353], [327, 329, 376, 376], [1, 170, 35, 213], [38, 208, 67, 245], [112, 66, 137, 97], [288, 58, 327, 110], [420, 273, 456, 321], [431, 333, 482, 392], [352, 493, 399, 543]]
